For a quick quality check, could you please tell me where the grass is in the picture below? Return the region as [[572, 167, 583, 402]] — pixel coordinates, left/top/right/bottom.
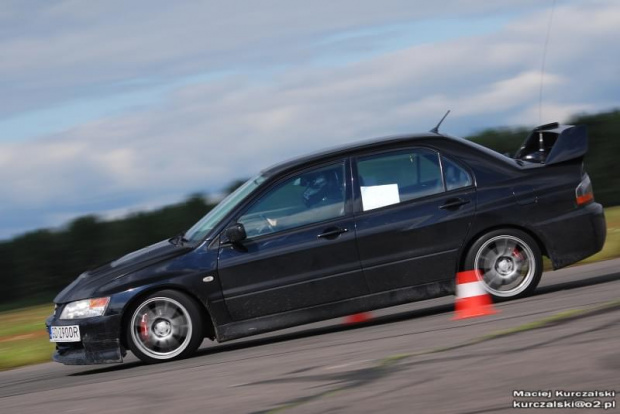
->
[[0, 305, 55, 370], [1, 207, 619, 372]]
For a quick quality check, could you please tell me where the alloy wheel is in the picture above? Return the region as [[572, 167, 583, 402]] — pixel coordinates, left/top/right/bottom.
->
[[474, 235, 537, 298], [130, 297, 193, 360]]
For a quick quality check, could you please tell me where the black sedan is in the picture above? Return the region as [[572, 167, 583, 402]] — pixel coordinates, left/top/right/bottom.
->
[[46, 122, 606, 364]]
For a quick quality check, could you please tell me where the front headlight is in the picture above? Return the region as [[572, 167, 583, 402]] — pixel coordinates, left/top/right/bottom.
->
[[59, 297, 110, 319]]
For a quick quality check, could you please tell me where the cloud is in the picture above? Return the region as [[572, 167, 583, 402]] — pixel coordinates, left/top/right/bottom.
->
[[0, 0, 547, 118], [0, 0, 618, 238]]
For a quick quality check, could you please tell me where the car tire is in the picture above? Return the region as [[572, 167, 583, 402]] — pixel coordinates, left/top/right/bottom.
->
[[464, 229, 543, 301], [126, 290, 204, 364]]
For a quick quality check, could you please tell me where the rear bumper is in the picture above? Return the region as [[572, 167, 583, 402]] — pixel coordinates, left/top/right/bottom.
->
[[45, 314, 125, 365], [538, 202, 606, 269]]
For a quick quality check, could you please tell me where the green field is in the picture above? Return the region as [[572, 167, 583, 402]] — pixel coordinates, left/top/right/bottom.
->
[[1, 206, 618, 371], [0, 304, 55, 370]]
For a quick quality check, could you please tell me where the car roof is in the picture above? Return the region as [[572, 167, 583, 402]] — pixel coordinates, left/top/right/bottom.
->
[[261, 132, 438, 176], [260, 132, 513, 177]]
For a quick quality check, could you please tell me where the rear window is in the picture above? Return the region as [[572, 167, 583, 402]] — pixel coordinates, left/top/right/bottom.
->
[[356, 149, 443, 210], [442, 156, 472, 191]]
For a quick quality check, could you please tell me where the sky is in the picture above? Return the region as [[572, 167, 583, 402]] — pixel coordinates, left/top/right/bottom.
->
[[0, 0, 619, 240]]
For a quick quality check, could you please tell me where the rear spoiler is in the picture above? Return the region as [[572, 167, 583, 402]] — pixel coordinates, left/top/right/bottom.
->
[[514, 123, 588, 165]]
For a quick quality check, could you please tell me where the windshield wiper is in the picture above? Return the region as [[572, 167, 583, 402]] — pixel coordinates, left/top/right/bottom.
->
[[169, 232, 189, 246]]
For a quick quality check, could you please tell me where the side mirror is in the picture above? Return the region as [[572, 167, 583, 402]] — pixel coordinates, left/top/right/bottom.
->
[[224, 223, 247, 244]]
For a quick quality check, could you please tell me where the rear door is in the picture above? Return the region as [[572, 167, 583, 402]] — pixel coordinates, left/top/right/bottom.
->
[[353, 148, 476, 292], [217, 160, 368, 321]]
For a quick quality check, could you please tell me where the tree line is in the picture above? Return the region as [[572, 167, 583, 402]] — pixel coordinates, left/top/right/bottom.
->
[[0, 196, 216, 310], [1, 110, 618, 310]]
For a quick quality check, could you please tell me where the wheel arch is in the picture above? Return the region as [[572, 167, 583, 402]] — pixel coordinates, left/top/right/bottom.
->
[[119, 285, 216, 350]]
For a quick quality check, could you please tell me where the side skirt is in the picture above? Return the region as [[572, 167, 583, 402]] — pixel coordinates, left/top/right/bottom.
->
[[215, 279, 454, 342]]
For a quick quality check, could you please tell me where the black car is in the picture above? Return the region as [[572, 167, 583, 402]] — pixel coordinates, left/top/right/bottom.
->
[[46, 122, 606, 365]]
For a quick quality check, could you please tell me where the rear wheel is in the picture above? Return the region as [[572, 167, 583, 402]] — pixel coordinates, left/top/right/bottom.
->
[[464, 229, 542, 301], [126, 290, 204, 363]]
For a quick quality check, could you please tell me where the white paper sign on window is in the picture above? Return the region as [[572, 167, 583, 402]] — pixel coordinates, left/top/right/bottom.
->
[[360, 184, 400, 211]]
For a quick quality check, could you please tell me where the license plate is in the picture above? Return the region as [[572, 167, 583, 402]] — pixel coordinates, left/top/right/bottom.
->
[[49, 325, 81, 342]]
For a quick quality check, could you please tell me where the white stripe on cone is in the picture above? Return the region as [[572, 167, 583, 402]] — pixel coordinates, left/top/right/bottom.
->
[[456, 281, 486, 298]]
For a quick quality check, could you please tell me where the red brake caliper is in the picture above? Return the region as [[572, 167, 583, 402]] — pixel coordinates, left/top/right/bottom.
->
[[512, 247, 523, 261], [140, 313, 149, 341]]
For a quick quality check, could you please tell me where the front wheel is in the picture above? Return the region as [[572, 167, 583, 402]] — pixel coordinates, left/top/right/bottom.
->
[[464, 229, 543, 301], [126, 290, 204, 363]]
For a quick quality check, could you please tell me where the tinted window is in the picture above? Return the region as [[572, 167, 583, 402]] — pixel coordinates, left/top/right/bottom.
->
[[238, 163, 346, 238], [442, 156, 473, 191], [357, 149, 443, 211]]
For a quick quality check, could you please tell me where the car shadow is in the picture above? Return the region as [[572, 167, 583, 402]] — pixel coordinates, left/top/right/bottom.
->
[[195, 302, 454, 357], [72, 268, 620, 376]]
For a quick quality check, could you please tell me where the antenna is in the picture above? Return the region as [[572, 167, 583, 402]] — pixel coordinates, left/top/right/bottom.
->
[[539, 0, 557, 124], [430, 110, 450, 134]]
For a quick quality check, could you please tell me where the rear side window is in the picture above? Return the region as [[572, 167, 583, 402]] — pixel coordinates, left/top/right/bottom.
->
[[356, 148, 443, 211], [441, 156, 472, 191]]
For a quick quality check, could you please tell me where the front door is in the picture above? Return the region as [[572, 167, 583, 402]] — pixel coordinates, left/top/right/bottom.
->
[[353, 148, 476, 292], [217, 161, 368, 321]]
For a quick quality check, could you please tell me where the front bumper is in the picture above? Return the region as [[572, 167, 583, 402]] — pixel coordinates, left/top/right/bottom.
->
[[45, 313, 126, 365]]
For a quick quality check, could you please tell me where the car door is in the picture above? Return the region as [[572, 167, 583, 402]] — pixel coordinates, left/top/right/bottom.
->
[[353, 148, 476, 292], [217, 160, 368, 321]]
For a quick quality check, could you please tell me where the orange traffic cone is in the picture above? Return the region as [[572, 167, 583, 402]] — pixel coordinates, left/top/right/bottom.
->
[[453, 270, 498, 320], [344, 312, 372, 325]]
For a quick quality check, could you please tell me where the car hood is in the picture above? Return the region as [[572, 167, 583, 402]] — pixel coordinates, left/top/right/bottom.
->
[[54, 239, 192, 303]]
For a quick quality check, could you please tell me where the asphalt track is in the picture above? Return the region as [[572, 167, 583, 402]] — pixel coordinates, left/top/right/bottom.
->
[[1, 259, 619, 414]]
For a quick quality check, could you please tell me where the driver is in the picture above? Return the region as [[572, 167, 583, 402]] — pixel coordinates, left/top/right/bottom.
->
[[266, 170, 343, 228]]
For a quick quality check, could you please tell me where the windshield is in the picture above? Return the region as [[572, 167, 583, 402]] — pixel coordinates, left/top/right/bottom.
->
[[184, 175, 266, 243]]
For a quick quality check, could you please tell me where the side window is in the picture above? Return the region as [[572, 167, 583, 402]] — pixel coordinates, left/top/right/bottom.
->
[[441, 156, 473, 191], [238, 163, 346, 238], [357, 149, 443, 211]]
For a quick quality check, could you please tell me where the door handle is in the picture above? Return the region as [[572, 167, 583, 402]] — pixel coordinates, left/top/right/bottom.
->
[[439, 198, 470, 210], [317, 227, 349, 239]]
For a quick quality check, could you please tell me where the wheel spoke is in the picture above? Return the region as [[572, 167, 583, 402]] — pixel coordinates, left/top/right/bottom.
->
[[159, 301, 169, 317], [489, 277, 504, 289], [146, 309, 158, 322], [161, 306, 178, 320], [167, 335, 181, 349], [502, 240, 517, 256], [480, 250, 497, 271], [491, 241, 500, 256], [172, 325, 188, 338], [170, 315, 187, 327], [482, 270, 503, 289]]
